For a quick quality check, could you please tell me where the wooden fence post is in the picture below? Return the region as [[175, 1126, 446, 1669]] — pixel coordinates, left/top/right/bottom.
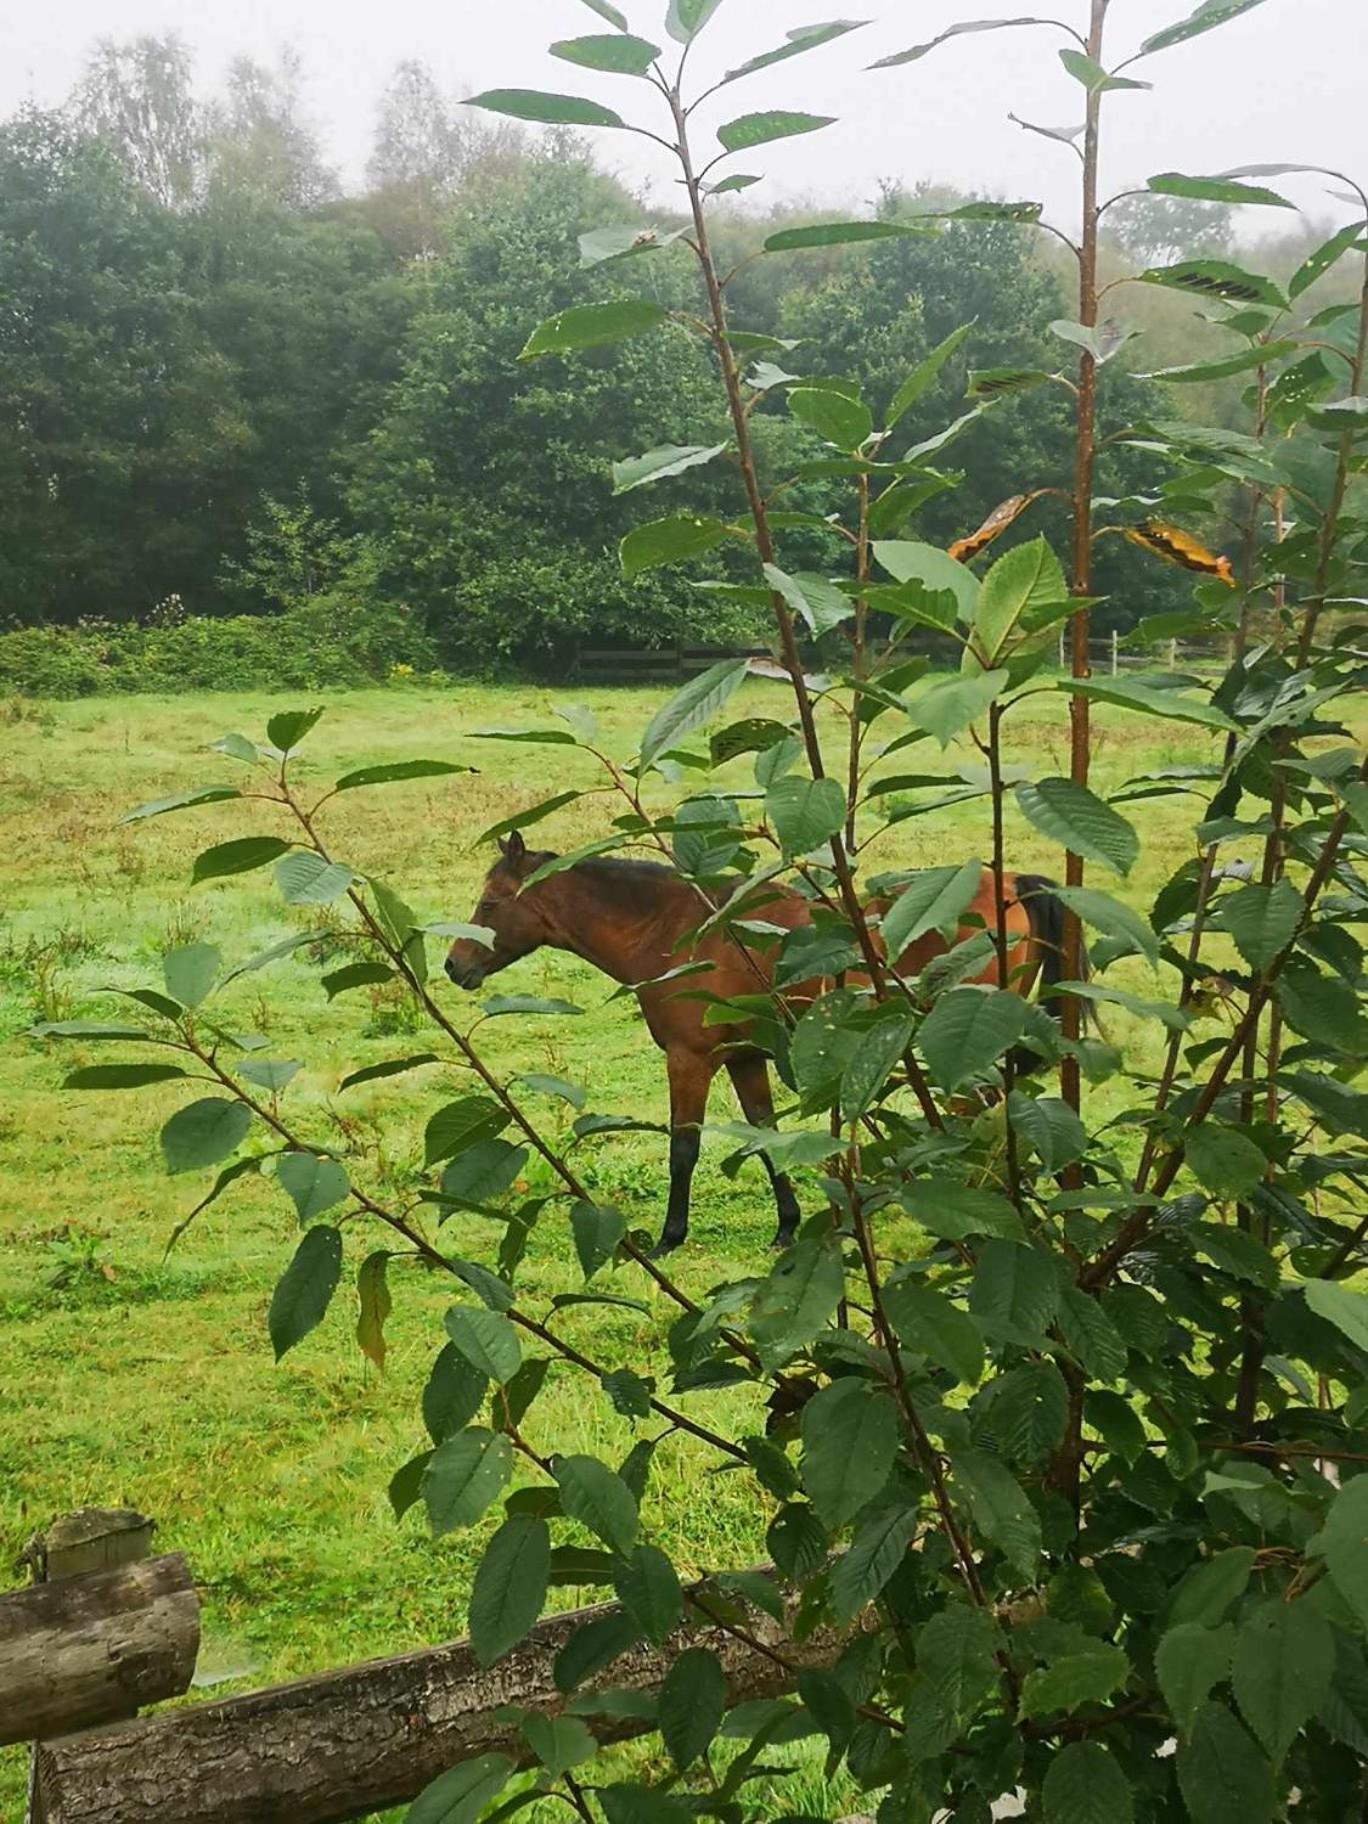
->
[[1111, 629, 1119, 676]]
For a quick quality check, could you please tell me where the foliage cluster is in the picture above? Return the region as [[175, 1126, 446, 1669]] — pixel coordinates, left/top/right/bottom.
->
[[28, 6, 1368, 1824]]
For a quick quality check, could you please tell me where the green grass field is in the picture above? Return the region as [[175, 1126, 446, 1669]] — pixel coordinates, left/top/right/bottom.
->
[[0, 679, 1261, 1816]]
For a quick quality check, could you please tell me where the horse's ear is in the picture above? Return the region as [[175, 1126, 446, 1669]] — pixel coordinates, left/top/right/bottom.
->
[[499, 830, 527, 865]]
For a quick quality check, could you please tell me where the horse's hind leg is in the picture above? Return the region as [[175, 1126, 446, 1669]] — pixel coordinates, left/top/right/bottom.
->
[[654, 1048, 715, 1257], [726, 1053, 801, 1250]]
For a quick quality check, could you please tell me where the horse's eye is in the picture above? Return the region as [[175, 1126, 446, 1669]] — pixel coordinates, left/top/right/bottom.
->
[[478, 902, 497, 918]]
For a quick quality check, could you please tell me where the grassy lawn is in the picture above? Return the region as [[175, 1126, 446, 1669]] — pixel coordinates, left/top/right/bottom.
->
[[0, 678, 1255, 1815]]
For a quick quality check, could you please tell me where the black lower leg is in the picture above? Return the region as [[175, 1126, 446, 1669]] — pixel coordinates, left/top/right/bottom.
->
[[765, 1159, 801, 1249], [655, 1127, 701, 1255]]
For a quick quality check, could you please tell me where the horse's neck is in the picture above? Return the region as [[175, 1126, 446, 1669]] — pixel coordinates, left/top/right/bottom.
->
[[536, 872, 691, 987]]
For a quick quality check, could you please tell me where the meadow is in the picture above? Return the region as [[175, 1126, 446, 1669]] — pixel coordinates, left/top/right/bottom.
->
[[0, 679, 1256, 1816]]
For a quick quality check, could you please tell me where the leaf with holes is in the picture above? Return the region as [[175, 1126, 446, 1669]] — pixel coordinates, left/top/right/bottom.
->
[[717, 111, 835, 154], [1017, 778, 1139, 876], [268, 1225, 343, 1360], [751, 1234, 844, 1369], [276, 1152, 349, 1223], [445, 1307, 521, 1385], [1141, 0, 1270, 56], [423, 1429, 512, 1536], [1139, 259, 1287, 311]]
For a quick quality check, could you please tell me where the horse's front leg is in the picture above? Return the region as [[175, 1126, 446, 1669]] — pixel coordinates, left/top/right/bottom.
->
[[653, 1048, 715, 1257], [727, 1053, 801, 1250]]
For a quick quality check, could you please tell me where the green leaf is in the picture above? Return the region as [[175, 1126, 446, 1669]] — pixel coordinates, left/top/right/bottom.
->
[[579, 0, 628, 26], [162, 942, 220, 1009], [1056, 1287, 1128, 1382], [321, 962, 394, 1000], [423, 1344, 487, 1444], [571, 1202, 626, 1279], [717, 111, 835, 154], [1021, 1644, 1129, 1718], [880, 861, 983, 964], [31, 1019, 161, 1042], [750, 1234, 844, 1369], [872, 18, 1062, 70], [1052, 886, 1159, 966], [622, 514, 731, 580], [1231, 1599, 1333, 1762], [967, 537, 1068, 671], [406, 1753, 513, 1824], [887, 323, 975, 428], [339, 1054, 440, 1092], [64, 1062, 189, 1091], [1042, 1743, 1135, 1824], [666, 0, 724, 42], [764, 219, 928, 252], [519, 1714, 597, 1780], [1060, 47, 1152, 91], [920, 987, 1027, 1091], [873, 539, 980, 619], [723, 20, 868, 84], [466, 88, 626, 128], [800, 1379, 897, 1527], [1220, 878, 1302, 972], [612, 443, 727, 494], [969, 1240, 1060, 1348], [477, 792, 582, 846], [122, 784, 241, 823], [275, 852, 357, 905], [639, 657, 747, 766], [1016, 777, 1139, 876], [425, 1098, 512, 1168], [914, 670, 1008, 749], [1139, 259, 1288, 311], [1156, 1622, 1235, 1735], [517, 1072, 586, 1110], [1311, 1476, 1368, 1626], [1169, 1547, 1256, 1628], [1141, 0, 1270, 56], [1141, 342, 1299, 385], [1148, 168, 1292, 207], [469, 1516, 551, 1666], [521, 299, 667, 362], [841, 1005, 914, 1121], [886, 1282, 984, 1385], [659, 1647, 726, 1769], [901, 1179, 1024, 1243], [949, 1447, 1041, 1580], [830, 1502, 919, 1623], [762, 564, 853, 636], [276, 1152, 349, 1222], [554, 1612, 643, 1693], [916, 1605, 999, 1718], [268, 1225, 342, 1360], [1304, 1280, 1368, 1356], [550, 32, 661, 74], [614, 1544, 682, 1645], [388, 1450, 433, 1522], [1177, 1703, 1275, 1824], [236, 1057, 301, 1094], [266, 707, 324, 752], [1185, 1124, 1267, 1198], [789, 385, 873, 449], [1291, 221, 1366, 299], [444, 1307, 521, 1385], [1050, 318, 1138, 364], [439, 1141, 528, 1211], [423, 1429, 512, 1535], [191, 836, 293, 883], [947, 200, 1044, 223], [555, 1455, 638, 1554], [967, 366, 1053, 397], [160, 1097, 252, 1174], [578, 223, 685, 267], [977, 1360, 1068, 1463], [332, 760, 472, 793], [355, 1251, 391, 1372], [766, 775, 846, 858]]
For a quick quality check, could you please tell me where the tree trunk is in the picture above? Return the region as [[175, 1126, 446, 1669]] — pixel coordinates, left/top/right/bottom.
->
[[34, 1590, 856, 1824]]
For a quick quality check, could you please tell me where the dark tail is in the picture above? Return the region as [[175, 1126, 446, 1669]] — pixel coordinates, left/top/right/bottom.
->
[[1010, 874, 1085, 1077]]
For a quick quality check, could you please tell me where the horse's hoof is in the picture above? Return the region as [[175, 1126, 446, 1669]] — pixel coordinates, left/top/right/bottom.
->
[[650, 1236, 684, 1260], [772, 1232, 797, 1252]]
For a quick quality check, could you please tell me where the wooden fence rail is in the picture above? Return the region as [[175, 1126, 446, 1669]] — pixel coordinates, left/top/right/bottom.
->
[[6, 1509, 855, 1824]]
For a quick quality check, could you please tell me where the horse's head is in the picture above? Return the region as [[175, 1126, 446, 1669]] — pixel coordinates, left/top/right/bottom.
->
[[445, 831, 554, 990]]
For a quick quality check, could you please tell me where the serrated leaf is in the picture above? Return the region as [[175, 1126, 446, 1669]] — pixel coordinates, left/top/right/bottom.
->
[[1169, 1547, 1256, 1628], [522, 299, 667, 362], [1304, 1280, 1368, 1356], [658, 1647, 726, 1770], [1020, 1644, 1129, 1717], [1016, 777, 1139, 876], [1156, 1622, 1235, 1734], [969, 1240, 1059, 1348], [881, 860, 983, 964], [445, 1307, 521, 1385], [1291, 221, 1365, 299], [423, 1344, 488, 1444], [1185, 1124, 1267, 1198], [423, 1429, 512, 1535], [275, 852, 357, 905], [874, 540, 980, 618], [901, 1178, 1024, 1243], [466, 88, 626, 128], [1176, 1703, 1275, 1824], [1052, 886, 1159, 966], [920, 987, 1027, 1090], [1219, 878, 1302, 972], [977, 1360, 1068, 1462], [612, 442, 727, 494], [555, 1455, 638, 1554], [161, 942, 221, 1009], [614, 1544, 682, 1644], [763, 564, 852, 636], [1042, 1742, 1135, 1824], [916, 1605, 999, 1718], [751, 1234, 844, 1369], [191, 835, 294, 883], [160, 1097, 253, 1174], [717, 111, 835, 154], [321, 961, 394, 1000], [1231, 1600, 1333, 1762], [276, 1151, 349, 1222], [967, 536, 1068, 670], [469, 1516, 551, 1666], [266, 707, 324, 752], [950, 1446, 1040, 1580], [830, 1502, 919, 1623], [800, 1379, 897, 1527], [268, 1225, 342, 1360], [439, 1140, 528, 1211], [406, 1752, 513, 1824], [639, 657, 747, 765], [570, 1202, 626, 1280], [766, 775, 846, 858], [578, 223, 685, 267], [914, 670, 1008, 748]]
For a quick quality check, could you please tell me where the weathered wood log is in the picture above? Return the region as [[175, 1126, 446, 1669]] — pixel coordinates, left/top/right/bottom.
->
[[34, 1590, 850, 1824], [0, 1553, 200, 1747]]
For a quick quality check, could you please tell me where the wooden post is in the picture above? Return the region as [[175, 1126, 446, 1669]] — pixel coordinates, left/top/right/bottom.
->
[[34, 1586, 863, 1824], [1111, 629, 1119, 676], [1169, 637, 1179, 670]]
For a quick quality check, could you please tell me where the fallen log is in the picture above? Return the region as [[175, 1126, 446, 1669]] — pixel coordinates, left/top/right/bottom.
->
[[34, 1589, 846, 1824], [0, 1553, 199, 1747]]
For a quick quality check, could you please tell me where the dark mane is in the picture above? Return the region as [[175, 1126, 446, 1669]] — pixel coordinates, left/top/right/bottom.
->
[[493, 849, 684, 910]]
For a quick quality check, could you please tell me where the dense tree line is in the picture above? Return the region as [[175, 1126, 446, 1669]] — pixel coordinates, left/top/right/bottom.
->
[[0, 32, 1329, 668]]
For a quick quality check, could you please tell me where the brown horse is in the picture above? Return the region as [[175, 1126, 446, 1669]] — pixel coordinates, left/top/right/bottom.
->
[[445, 831, 1065, 1254]]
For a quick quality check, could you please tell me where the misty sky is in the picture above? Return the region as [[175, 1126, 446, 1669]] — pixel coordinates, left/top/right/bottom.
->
[[5, 1, 1365, 229]]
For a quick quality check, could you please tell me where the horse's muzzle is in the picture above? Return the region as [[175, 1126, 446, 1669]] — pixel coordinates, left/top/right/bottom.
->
[[444, 956, 485, 990]]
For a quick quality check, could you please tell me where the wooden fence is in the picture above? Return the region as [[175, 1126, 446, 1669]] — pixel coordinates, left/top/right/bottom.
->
[[6, 1507, 856, 1824]]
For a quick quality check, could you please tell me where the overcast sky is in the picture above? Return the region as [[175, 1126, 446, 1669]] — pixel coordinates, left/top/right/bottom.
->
[[5, 1, 1365, 229]]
